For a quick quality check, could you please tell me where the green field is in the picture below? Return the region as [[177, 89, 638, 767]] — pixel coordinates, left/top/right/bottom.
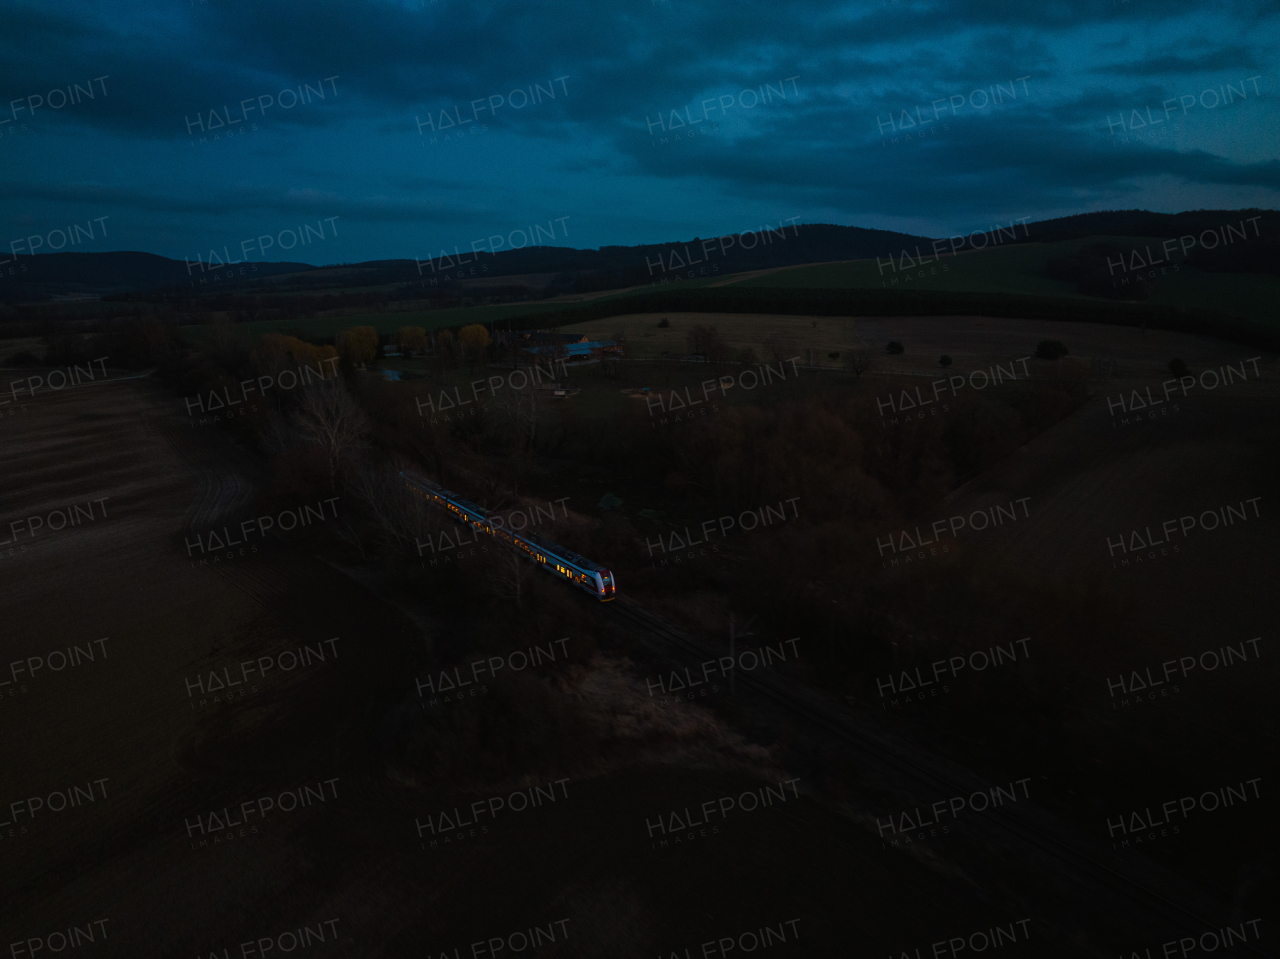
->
[[179, 299, 602, 347], [731, 236, 1280, 327], [732, 240, 1084, 294], [174, 235, 1278, 351]]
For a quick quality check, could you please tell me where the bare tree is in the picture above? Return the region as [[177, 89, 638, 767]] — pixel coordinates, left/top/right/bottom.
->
[[488, 544, 533, 607], [292, 381, 373, 484], [258, 408, 296, 455], [489, 384, 521, 439], [486, 382, 542, 452], [686, 324, 710, 359], [348, 461, 406, 546], [330, 514, 368, 560], [762, 334, 798, 366], [708, 333, 733, 368], [345, 458, 441, 553], [687, 324, 729, 365], [844, 349, 875, 380], [209, 314, 241, 350]]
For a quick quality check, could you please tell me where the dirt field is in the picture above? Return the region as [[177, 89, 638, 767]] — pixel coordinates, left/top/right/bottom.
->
[[0, 372, 1042, 956], [563, 312, 1263, 372], [833, 319, 1279, 920], [865, 325, 1278, 639], [2, 320, 1274, 954], [562, 311, 864, 362]]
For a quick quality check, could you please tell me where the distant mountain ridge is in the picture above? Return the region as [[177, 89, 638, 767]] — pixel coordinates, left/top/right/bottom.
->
[[1, 210, 1273, 303], [1004, 208, 1276, 244], [0, 251, 312, 302]]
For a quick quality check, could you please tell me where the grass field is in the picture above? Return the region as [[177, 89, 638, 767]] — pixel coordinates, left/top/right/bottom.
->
[[178, 301, 578, 347], [551, 311, 1269, 373], [282, 309, 1275, 446], [175, 286, 670, 348], [0, 335, 45, 359], [171, 233, 1277, 353], [726, 236, 1280, 327], [555, 312, 864, 363]]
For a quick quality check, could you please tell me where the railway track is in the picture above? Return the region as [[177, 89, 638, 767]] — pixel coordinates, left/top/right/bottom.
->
[[608, 596, 1273, 958], [135, 377, 1270, 951]]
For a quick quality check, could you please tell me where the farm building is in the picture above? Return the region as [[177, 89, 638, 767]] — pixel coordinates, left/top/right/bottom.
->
[[519, 339, 623, 366]]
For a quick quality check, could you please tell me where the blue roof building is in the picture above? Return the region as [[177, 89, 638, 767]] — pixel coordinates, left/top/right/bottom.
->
[[520, 339, 623, 364]]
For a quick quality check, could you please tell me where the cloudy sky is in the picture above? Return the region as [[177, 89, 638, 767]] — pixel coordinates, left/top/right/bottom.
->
[[1, 0, 1276, 265]]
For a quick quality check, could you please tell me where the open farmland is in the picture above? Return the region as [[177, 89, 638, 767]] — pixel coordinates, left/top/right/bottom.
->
[[6, 307, 1273, 952], [3, 368, 1065, 955], [722, 237, 1280, 328], [6, 0, 1278, 950], [852, 376, 1279, 910], [559, 311, 1265, 373], [3, 309, 1275, 954], [177, 300, 577, 348]]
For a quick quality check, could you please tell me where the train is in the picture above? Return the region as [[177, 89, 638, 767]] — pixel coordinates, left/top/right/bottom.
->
[[400, 470, 617, 601]]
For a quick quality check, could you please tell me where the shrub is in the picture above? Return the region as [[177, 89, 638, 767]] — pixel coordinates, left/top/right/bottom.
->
[[886, 341, 904, 355], [395, 326, 428, 355], [1035, 340, 1068, 360], [458, 324, 493, 372], [257, 334, 339, 374], [336, 326, 378, 367], [1168, 357, 1189, 377], [939, 355, 952, 367]]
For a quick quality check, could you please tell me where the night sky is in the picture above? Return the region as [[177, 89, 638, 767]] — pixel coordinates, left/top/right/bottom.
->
[[2, 0, 1276, 266]]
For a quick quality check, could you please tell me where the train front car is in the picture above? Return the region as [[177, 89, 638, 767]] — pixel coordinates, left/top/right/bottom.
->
[[399, 470, 617, 601], [597, 569, 617, 601], [520, 531, 617, 602]]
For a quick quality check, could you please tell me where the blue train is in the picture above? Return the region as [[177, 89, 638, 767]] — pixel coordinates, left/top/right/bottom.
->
[[400, 470, 617, 601]]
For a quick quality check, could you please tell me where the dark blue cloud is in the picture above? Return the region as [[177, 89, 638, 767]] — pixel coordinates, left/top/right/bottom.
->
[[0, 0, 1275, 261]]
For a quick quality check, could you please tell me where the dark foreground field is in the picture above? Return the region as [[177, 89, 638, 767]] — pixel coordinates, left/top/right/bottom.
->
[[0, 374, 1043, 956], [1, 311, 1275, 957]]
